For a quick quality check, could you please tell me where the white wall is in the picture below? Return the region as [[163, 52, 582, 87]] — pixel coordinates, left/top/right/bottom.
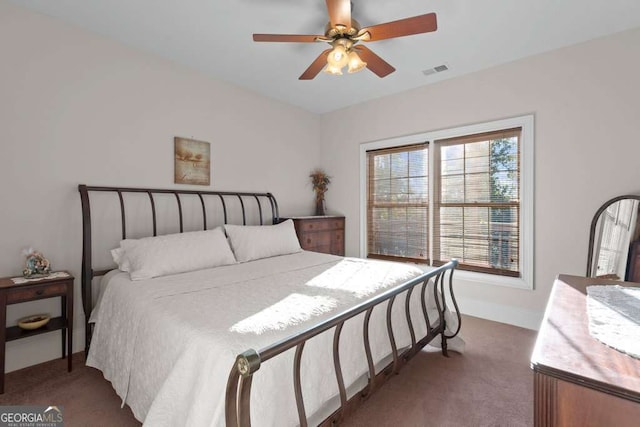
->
[[319, 27, 640, 330], [2, 0, 639, 373], [0, 2, 321, 372]]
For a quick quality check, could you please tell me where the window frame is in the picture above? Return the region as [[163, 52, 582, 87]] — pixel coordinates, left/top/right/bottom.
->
[[359, 115, 534, 290]]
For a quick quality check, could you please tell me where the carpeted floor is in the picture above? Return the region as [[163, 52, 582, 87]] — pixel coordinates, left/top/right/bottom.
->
[[343, 315, 537, 427], [0, 315, 536, 426]]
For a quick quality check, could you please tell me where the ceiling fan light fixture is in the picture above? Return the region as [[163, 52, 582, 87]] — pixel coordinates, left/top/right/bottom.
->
[[327, 44, 349, 67], [324, 63, 343, 75], [347, 50, 367, 73]]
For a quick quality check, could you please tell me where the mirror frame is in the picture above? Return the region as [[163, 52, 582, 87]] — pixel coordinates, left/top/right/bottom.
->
[[586, 194, 640, 277]]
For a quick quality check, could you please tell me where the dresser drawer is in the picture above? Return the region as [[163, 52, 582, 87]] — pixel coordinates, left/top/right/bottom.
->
[[331, 230, 345, 256], [301, 230, 344, 254], [301, 231, 332, 248], [7, 282, 68, 304], [297, 218, 344, 232]]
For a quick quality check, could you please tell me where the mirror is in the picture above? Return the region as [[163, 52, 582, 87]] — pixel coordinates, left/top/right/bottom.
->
[[587, 195, 640, 280]]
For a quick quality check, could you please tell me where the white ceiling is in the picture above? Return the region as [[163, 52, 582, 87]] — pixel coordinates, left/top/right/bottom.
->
[[11, 0, 640, 114]]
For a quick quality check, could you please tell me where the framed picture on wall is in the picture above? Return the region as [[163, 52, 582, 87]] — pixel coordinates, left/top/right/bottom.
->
[[174, 137, 211, 185]]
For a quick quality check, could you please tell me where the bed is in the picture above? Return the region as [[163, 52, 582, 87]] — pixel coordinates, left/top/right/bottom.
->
[[78, 185, 463, 426]]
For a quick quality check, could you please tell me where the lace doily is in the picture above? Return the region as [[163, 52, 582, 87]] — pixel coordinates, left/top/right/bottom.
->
[[10, 271, 70, 285], [586, 285, 640, 359]]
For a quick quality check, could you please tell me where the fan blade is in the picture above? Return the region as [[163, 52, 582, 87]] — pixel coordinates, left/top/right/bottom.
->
[[360, 13, 437, 41], [299, 49, 331, 80], [325, 0, 351, 29], [253, 34, 322, 43], [354, 46, 395, 78]]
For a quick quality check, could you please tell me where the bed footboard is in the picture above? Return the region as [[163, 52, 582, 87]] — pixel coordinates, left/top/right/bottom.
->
[[225, 259, 460, 427]]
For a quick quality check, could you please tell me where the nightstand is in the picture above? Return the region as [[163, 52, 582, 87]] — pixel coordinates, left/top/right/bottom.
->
[[0, 272, 74, 393], [284, 216, 345, 256]]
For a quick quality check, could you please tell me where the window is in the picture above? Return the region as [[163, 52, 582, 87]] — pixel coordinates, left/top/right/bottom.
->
[[367, 144, 429, 263], [360, 115, 533, 289], [433, 129, 521, 277]]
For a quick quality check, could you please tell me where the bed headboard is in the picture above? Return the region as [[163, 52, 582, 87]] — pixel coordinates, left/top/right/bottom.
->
[[78, 184, 280, 354]]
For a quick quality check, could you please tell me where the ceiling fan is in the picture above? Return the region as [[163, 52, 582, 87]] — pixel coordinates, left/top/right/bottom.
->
[[253, 0, 438, 80]]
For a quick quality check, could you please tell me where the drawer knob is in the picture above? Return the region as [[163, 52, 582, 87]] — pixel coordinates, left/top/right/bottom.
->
[[307, 238, 311, 244], [36, 289, 44, 296]]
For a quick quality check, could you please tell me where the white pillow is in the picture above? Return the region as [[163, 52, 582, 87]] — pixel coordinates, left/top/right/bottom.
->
[[110, 239, 138, 272], [110, 247, 127, 271], [118, 228, 236, 280], [225, 220, 302, 263]]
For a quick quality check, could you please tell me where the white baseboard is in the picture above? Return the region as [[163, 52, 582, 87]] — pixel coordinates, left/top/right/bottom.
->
[[456, 296, 543, 331]]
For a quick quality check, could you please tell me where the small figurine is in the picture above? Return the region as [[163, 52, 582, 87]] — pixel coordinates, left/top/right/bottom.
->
[[22, 248, 51, 278]]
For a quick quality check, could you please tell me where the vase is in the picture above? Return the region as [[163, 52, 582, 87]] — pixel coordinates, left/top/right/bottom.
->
[[315, 198, 326, 216]]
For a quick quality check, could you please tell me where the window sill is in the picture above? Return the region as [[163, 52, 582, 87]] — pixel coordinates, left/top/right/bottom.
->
[[416, 263, 533, 290]]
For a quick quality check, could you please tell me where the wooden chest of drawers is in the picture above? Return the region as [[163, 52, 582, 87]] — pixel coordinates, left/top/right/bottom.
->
[[284, 216, 345, 256], [531, 275, 640, 426]]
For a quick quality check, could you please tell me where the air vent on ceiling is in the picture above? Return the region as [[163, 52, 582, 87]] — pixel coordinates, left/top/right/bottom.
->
[[422, 64, 449, 76]]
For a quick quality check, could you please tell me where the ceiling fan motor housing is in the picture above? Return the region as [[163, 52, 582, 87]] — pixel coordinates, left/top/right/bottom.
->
[[324, 18, 361, 38]]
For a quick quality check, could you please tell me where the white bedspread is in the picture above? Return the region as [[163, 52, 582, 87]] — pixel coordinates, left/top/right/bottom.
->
[[87, 251, 462, 426]]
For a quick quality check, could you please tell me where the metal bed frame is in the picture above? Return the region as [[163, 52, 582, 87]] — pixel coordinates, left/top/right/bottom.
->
[[78, 184, 461, 427]]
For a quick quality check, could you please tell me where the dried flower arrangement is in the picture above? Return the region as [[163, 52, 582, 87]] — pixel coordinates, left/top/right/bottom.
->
[[309, 168, 331, 216]]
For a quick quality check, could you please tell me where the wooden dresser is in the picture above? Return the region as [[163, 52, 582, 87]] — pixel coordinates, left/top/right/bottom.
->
[[531, 274, 640, 426], [284, 216, 345, 256]]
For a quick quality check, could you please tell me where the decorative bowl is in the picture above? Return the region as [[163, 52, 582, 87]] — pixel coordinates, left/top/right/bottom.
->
[[18, 314, 50, 330]]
